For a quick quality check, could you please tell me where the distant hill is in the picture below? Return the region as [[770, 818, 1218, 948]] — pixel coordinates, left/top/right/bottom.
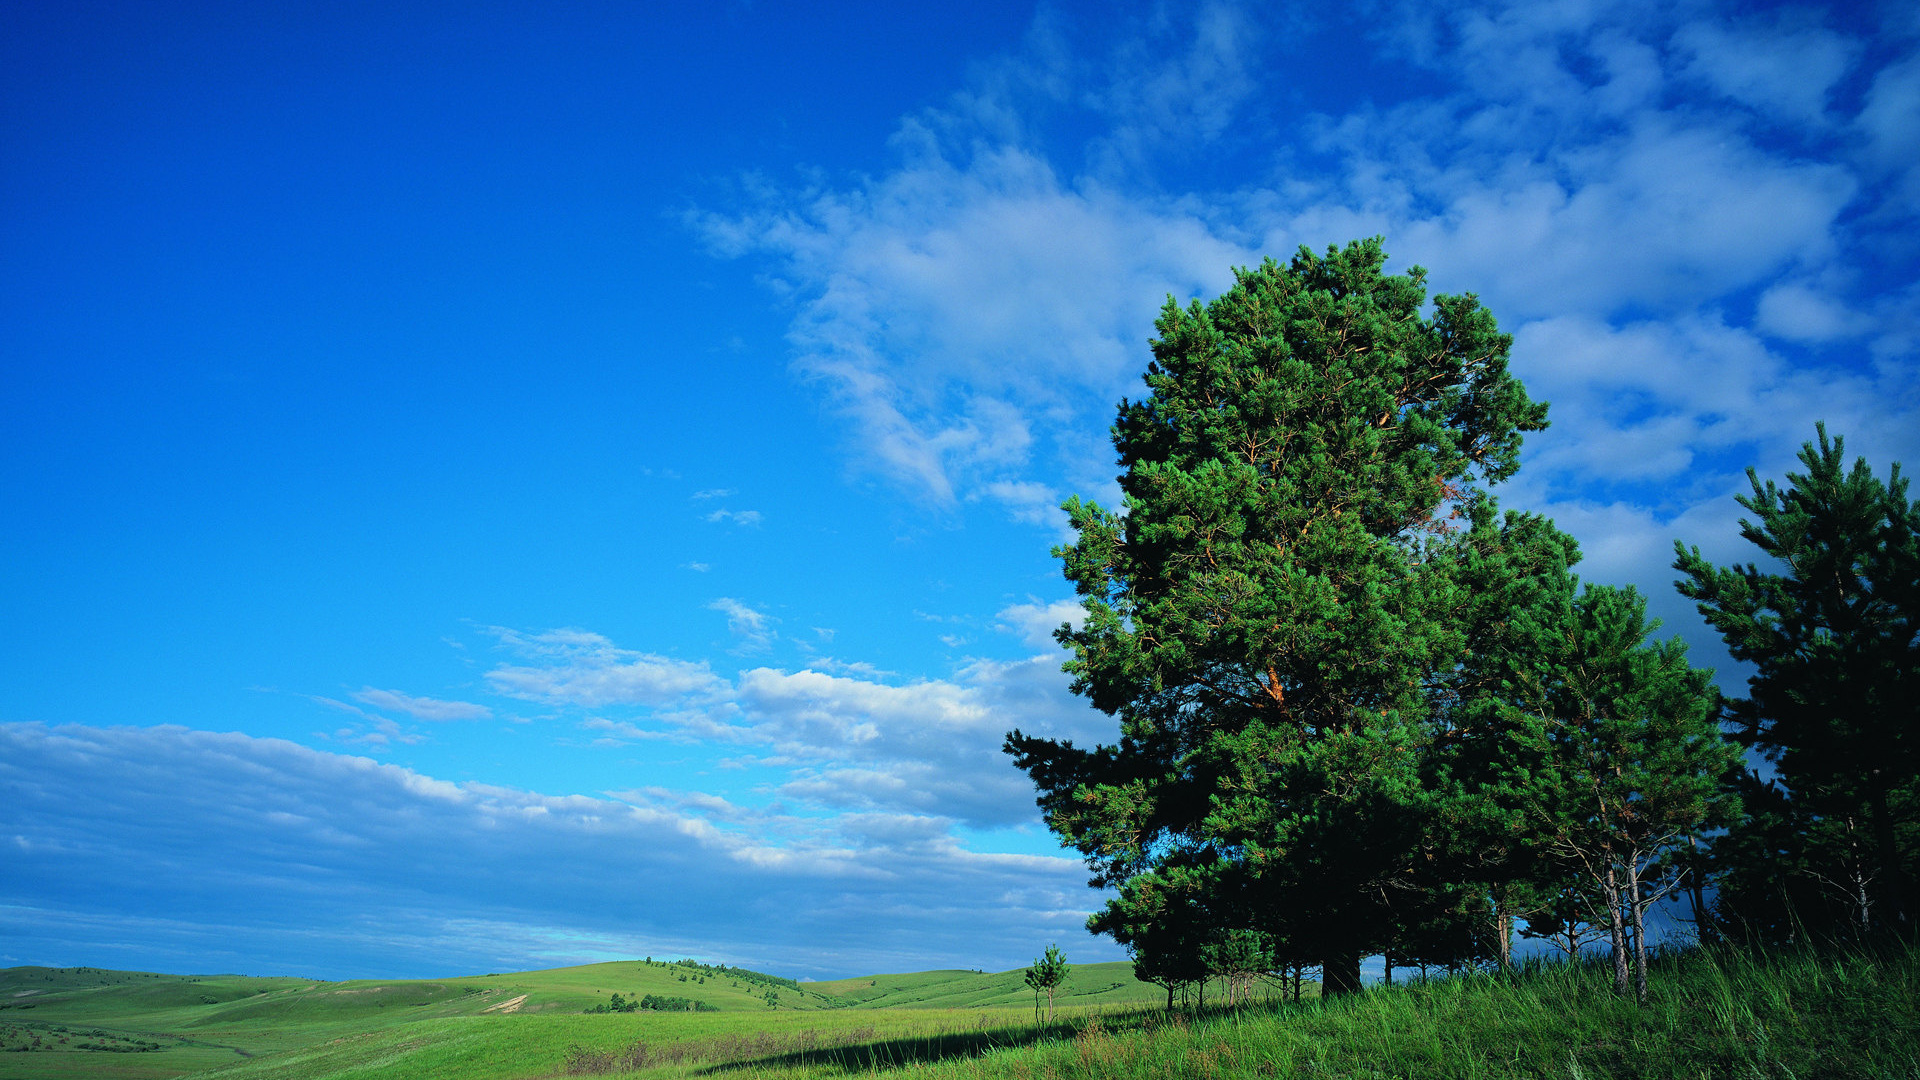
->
[[0, 956, 1167, 1078], [807, 961, 1163, 1009]]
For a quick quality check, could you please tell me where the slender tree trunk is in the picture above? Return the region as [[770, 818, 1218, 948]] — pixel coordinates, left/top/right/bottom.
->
[[1497, 910, 1512, 972], [1627, 856, 1649, 1006], [1603, 862, 1630, 996], [1383, 952, 1392, 986], [1321, 952, 1362, 997]]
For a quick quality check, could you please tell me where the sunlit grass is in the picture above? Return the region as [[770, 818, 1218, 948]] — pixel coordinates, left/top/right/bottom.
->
[[5, 943, 1913, 1079]]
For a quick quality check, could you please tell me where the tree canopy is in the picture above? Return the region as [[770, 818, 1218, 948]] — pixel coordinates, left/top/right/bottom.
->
[[1676, 425, 1919, 937], [1006, 238, 1548, 993]]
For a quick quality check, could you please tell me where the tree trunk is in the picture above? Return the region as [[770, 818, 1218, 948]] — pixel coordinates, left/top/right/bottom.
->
[[1383, 952, 1393, 985], [1320, 952, 1363, 997], [1603, 862, 1630, 996], [1497, 910, 1512, 972], [1627, 856, 1649, 1006]]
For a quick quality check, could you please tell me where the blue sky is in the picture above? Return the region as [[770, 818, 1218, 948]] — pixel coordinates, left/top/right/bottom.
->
[[3, 0, 1917, 982]]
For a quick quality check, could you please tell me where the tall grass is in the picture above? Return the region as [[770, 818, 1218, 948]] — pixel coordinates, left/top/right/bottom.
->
[[658, 940, 1917, 1080]]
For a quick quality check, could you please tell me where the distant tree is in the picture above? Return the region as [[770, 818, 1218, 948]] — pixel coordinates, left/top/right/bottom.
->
[[1675, 426, 1918, 936], [1517, 878, 1610, 962], [1023, 944, 1069, 1022], [1201, 927, 1274, 1007], [1007, 239, 1548, 997]]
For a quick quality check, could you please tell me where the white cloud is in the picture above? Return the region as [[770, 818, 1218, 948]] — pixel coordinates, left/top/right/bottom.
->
[[704, 508, 764, 527], [691, 488, 736, 499], [483, 628, 723, 707], [708, 597, 776, 652], [1855, 53, 1920, 215], [994, 599, 1084, 650], [1673, 17, 1856, 126], [351, 687, 492, 722], [1755, 282, 1873, 342], [700, 39, 1251, 506], [725, 654, 1107, 829]]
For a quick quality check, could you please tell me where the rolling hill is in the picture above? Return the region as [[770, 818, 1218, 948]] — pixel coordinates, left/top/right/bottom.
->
[[0, 956, 1166, 1079]]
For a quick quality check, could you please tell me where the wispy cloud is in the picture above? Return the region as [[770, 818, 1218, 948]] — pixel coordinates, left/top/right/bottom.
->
[[704, 508, 763, 527], [351, 688, 492, 722], [708, 597, 776, 653], [483, 628, 724, 708]]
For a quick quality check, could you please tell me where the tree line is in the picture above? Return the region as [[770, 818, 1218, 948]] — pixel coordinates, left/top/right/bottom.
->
[[1005, 239, 1916, 1006]]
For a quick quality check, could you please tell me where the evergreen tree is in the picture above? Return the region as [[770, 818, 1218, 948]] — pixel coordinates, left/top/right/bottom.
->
[[1006, 239, 1547, 995], [1521, 585, 1740, 1002], [1427, 508, 1588, 971], [1022, 944, 1069, 1022], [1675, 426, 1919, 935]]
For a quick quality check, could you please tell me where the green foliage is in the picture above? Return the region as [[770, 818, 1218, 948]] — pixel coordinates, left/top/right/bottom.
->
[[1676, 424, 1919, 938], [1022, 945, 1069, 1022], [1007, 238, 1549, 992], [1527, 584, 1739, 1001]]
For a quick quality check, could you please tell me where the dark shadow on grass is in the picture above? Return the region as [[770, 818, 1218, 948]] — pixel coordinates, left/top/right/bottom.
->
[[694, 1022, 1086, 1075]]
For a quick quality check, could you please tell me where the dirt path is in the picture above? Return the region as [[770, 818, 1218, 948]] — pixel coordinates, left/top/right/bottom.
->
[[481, 994, 528, 1014]]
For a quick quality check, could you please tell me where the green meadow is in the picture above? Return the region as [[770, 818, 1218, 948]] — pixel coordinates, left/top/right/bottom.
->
[[0, 958, 1160, 1080], [2, 943, 1913, 1080]]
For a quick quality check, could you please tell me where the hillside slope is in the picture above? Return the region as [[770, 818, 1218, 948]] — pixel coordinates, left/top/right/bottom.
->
[[807, 961, 1163, 1010], [0, 956, 1161, 1079]]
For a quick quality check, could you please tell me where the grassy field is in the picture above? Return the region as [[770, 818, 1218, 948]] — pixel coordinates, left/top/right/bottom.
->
[[0, 957, 1163, 1080], [3, 942, 1912, 1079]]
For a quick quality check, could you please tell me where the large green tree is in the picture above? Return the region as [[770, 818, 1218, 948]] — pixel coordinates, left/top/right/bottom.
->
[[1006, 239, 1548, 994], [1675, 426, 1918, 935]]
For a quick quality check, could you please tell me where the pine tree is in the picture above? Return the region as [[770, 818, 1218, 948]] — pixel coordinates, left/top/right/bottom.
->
[[1006, 239, 1547, 995], [1675, 426, 1919, 935], [1522, 585, 1740, 1002], [1022, 944, 1069, 1022]]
